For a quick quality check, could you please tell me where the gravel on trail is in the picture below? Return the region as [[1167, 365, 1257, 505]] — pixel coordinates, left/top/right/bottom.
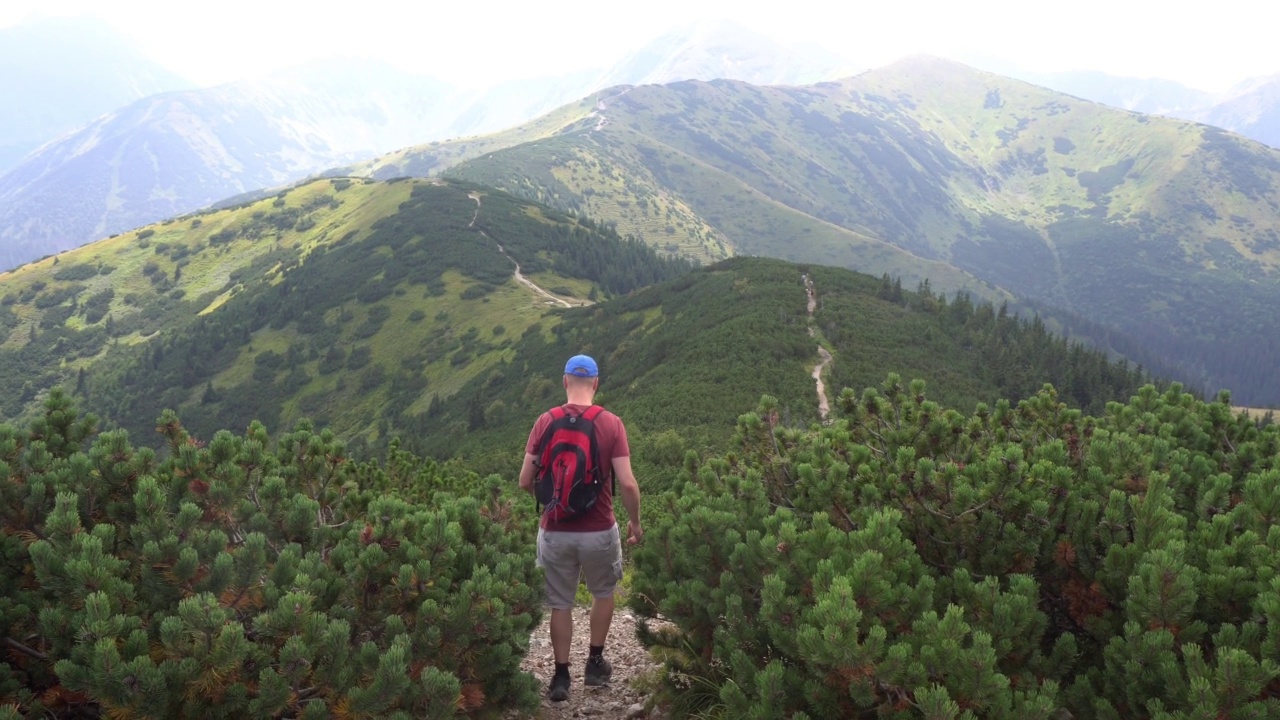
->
[[504, 605, 668, 720]]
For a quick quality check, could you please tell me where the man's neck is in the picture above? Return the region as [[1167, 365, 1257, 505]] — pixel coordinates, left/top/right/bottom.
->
[[565, 392, 595, 406]]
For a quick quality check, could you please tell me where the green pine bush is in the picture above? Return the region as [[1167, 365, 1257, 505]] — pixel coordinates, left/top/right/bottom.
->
[[0, 390, 542, 719], [632, 376, 1280, 718]]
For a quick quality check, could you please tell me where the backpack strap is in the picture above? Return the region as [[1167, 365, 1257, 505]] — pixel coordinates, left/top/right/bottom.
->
[[533, 406, 569, 513], [580, 406, 609, 494], [536, 406, 568, 459]]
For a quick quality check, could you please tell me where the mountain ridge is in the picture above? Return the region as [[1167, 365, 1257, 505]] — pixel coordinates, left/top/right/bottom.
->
[[363, 57, 1280, 404], [964, 57, 1280, 149], [0, 176, 693, 443]]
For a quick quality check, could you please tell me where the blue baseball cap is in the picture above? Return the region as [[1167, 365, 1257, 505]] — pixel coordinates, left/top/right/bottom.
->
[[564, 354, 598, 378]]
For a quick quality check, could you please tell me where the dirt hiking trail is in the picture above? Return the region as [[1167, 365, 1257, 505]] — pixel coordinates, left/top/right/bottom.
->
[[469, 192, 587, 309], [804, 273, 832, 421]]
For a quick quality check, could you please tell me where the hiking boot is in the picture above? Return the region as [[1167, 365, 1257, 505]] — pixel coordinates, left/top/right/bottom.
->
[[584, 655, 612, 687], [548, 672, 571, 701]]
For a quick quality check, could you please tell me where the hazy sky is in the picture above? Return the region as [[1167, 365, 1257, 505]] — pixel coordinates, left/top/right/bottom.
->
[[2, 0, 1278, 92]]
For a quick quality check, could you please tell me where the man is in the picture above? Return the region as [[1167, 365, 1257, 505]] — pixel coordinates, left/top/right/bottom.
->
[[519, 354, 643, 702]]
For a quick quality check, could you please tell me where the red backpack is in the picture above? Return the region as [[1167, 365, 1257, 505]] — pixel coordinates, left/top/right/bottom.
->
[[533, 405, 608, 523]]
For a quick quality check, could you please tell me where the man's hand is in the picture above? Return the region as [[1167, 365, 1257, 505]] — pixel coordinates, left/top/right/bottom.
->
[[613, 456, 642, 544], [518, 453, 538, 495]]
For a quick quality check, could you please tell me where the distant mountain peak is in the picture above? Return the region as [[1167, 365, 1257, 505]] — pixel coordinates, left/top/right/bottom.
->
[[883, 53, 972, 69], [650, 16, 814, 53], [865, 54, 1001, 81], [1221, 73, 1280, 101], [593, 18, 856, 90], [0, 16, 191, 172]]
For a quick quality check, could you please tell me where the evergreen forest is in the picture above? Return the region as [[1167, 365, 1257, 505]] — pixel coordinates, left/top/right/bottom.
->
[[4, 371, 1279, 718]]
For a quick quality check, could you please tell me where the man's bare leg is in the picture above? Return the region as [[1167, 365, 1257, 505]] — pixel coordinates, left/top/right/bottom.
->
[[550, 608, 573, 663], [590, 593, 614, 647]]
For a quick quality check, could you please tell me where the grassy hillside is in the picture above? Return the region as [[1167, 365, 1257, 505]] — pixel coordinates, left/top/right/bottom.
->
[[407, 257, 1152, 480], [361, 94, 601, 180], [373, 86, 1007, 298], [356, 58, 1280, 406], [0, 177, 690, 447]]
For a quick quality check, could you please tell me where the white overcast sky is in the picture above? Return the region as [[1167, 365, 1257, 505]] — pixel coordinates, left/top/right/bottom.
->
[[2, 0, 1277, 92]]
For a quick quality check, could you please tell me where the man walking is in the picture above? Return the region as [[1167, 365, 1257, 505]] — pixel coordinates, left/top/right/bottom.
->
[[519, 354, 643, 702]]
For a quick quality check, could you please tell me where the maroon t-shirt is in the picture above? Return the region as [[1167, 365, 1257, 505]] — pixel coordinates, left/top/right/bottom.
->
[[526, 403, 630, 532]]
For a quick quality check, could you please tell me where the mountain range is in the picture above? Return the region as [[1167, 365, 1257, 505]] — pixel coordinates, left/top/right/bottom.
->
[[982, 61, 1280, 149], [445, 19, 856, 140], [365, 56, 1280, 405], [0, 18, 854, 271], [0, 56, 464, 271], [0, 16, 190, 173], [5, 16, 1280, 273]]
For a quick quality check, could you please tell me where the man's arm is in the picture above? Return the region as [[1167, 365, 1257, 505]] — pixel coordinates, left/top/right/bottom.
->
[[612, 456, 643, 544], [518, 453, 538, 495]]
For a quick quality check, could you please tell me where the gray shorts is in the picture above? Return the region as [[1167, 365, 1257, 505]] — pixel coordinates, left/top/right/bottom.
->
[[536, 525, 623, 609]]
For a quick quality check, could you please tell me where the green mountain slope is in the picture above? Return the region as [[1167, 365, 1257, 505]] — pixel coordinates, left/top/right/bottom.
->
[[0, 177, 690, 446], [363, 95, 601, 181], [404, 257, 1151, 479], [359, 57, 1280, 405], [0, 171, 1149, 475], [362, 86, 1000, 299]]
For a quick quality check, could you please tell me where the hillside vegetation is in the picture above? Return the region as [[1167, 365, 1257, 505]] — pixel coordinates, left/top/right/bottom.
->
[[0, 177, 689, 448], [405, 257, 1151, 481], [0, 332, 1266, 719], [1, 165, 1149, 483], [0, 391, 546, 718], [362, 57, 1280, 406], [635, 380, 1280, 718], [0, 181, 1248, 719]]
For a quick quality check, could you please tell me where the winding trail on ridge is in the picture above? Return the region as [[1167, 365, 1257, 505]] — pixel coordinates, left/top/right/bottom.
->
[[468, 192, 583, 308], [588, 86, 633, 133], [805, 274, 833, 422]]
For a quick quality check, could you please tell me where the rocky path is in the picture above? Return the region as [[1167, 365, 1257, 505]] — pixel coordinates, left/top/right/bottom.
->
[[589, 88, 633, 133], [813, 345, 833, 420], [505, 606, 665, 719], [804, 274, 832, 422], [468, 192, 586, 308]]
